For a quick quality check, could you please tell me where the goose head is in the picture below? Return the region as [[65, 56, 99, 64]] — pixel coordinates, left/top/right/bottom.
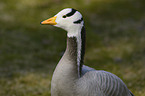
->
[[41, 8, 84, 37]]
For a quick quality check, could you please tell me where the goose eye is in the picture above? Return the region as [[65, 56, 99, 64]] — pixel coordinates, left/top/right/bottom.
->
[[62, 15, 67, 18]]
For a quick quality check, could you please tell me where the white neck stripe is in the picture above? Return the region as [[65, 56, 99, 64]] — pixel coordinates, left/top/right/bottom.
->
[[77, 32, 82, 77]]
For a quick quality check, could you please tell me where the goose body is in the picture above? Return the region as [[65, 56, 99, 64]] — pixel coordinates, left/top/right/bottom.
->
[[41, 8, 134, 96]]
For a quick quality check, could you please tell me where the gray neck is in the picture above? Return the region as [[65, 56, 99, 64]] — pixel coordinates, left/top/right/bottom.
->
[[51, 26, 86, 95], [66, 26, 86, 77]]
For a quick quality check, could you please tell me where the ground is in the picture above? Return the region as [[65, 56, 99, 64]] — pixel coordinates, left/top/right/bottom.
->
[[0, 0, 145, 96]]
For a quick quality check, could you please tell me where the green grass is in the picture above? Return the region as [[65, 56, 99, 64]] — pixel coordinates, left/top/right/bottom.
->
[[0, 0, 145, 96]]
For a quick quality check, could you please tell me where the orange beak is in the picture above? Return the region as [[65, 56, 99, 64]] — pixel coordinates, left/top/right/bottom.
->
[[41, 16, 57, 25]]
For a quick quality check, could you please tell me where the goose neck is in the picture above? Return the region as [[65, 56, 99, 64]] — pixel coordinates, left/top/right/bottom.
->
[[66, 26, 85, 77]]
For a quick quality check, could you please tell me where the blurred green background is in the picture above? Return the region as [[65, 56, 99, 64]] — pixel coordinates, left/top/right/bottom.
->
[[0, 0, 145, 96]]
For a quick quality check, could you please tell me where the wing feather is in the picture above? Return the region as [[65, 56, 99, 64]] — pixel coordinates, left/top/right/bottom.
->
[[79, 65, 133, 96]]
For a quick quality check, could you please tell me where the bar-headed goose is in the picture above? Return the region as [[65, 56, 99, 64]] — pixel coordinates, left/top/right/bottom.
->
[[41, 8, 134, 96]]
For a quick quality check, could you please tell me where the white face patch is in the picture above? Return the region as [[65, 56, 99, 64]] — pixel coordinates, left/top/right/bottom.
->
[[54, 8, 84, 36]]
